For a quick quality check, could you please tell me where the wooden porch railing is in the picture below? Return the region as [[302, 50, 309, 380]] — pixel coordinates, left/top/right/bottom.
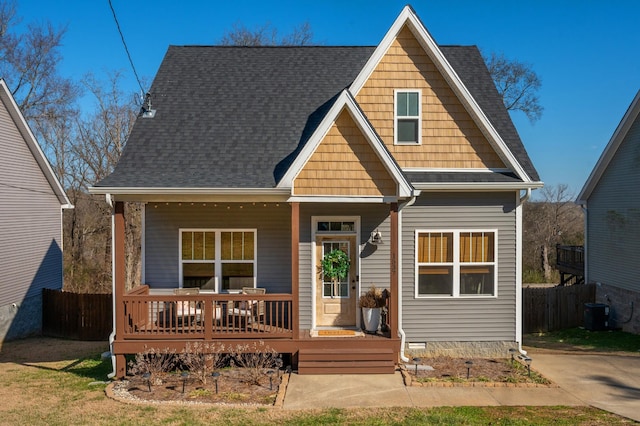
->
[[122, 285, 293, 340]]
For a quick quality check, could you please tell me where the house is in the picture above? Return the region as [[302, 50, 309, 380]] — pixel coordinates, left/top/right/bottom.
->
[[0, 79, 72, 344], [91, 6, 542, 376], [577, 90, 640, 334]]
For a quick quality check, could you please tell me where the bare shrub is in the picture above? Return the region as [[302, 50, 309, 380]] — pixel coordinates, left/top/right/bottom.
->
[[127, 347, 177, 384], [179, 342, 229, 385], [230, 341, 279, 386]]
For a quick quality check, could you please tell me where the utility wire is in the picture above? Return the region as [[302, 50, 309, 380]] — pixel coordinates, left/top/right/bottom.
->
[[108, 0, 145, 94]]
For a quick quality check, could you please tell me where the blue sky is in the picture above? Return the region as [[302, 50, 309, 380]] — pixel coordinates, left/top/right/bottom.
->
[[15, 1, 640, 196]]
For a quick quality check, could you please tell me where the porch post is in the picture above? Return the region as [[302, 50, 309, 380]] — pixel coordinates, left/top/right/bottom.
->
[[114, 201, 126, 377], [389, 202, 398, 338], [291, 202, 300, 338]]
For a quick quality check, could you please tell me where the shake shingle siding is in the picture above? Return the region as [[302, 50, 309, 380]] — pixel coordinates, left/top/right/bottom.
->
[[587, 116, 640, 293], [144, 203, 291, 292], [400, 192, 517, 342]]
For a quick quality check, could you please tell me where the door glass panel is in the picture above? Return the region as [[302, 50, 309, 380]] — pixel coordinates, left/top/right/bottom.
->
[[322, 241, 349, 298]]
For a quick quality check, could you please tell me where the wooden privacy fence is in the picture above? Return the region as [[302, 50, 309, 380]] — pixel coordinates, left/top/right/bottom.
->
[[42, 289, 112, 340], [523, 283, 596, 333]]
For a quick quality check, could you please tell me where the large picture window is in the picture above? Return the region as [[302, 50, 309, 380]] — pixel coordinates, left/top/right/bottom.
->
[[395, 90, 421, 144], [416, 230, 496, 297], [180, 229, 256, 292]]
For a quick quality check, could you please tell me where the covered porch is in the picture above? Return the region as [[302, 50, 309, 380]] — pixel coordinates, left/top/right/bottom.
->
[[110, 200, 400, 377]]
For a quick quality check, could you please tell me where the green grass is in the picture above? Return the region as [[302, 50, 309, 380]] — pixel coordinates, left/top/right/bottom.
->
[[0, 343, 635, 425], [525, 327, 640, 353]]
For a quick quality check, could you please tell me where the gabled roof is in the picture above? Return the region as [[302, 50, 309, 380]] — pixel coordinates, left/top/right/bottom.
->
[[577, 90, 640, 204], [279, 89, 413, 199], [92, 7, 539, 197], [350, 5, 538, 183], [0, 79, 71, 207]]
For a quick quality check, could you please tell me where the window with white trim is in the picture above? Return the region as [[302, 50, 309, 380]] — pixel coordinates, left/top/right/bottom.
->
[[395, 90, 421, 144], [180, 229, 256, 291], [416, 230, 496, 297]]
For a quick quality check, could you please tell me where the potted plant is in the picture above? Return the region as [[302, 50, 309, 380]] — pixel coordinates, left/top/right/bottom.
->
[[321, 249, 350, 298], [359, 285, 385, 333]]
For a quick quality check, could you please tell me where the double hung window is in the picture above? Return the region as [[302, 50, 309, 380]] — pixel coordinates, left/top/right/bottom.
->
[[180, 229, 256, 291], [416, 230, 496, 297], [395, 90, 421, 144]]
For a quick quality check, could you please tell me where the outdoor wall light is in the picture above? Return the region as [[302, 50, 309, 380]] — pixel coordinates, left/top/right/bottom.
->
[[412, 357, 421, 376], [465, 360, 473, 379], [181, 371, 189, 393], [212, 371, 220, 394], [371, 230, 383, 245]]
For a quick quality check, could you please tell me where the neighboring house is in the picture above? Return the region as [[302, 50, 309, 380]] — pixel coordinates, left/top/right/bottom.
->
[[91, 6, 542, 376], [0, 79, 72, 344], [577, 90, 640, 334]]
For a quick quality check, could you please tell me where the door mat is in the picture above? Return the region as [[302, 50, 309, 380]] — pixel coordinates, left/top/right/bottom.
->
[[312, 329, 364, 337]]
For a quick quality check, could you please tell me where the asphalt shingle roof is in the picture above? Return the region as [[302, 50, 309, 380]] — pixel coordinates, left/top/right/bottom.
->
[[96, 45, 539, 189]]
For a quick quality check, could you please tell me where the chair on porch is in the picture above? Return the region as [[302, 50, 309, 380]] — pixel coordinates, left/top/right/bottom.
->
[[227, 287, 266, 328], [173, 288, 202, 325]]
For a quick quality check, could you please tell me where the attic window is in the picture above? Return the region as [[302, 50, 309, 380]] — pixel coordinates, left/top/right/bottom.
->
[[395, 90, 421, 144]]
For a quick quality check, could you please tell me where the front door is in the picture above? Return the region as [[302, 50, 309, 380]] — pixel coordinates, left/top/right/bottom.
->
[[315, 236, 357, 327]]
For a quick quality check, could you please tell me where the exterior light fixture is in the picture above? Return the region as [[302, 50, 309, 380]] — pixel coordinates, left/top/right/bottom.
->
[[212, 371, 220, 394], [142, 372, 151, 392], [524, 356, 532, 377], [371, 230, 383, 245], [412, 357, 421, 376], [181, 371, 189, 393], [509, 348, 517, 363], [465, 360, 473, 379], [267, 370, 275, 390]]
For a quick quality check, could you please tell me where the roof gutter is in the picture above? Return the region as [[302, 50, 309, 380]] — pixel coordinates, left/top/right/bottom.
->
[[413, 182, 544, 192]]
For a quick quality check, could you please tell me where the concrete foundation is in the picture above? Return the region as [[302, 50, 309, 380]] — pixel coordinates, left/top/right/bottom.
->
[[405, 340, 518, 359], [595, 283, 640, 334], [0, 293, 42, 344]]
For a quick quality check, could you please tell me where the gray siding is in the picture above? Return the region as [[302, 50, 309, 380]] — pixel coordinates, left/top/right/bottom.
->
[[144, 203, 291, 293], [401, 192, 517, 342], [0, 97, 63, 309], [298, 203, 391, 329], [587, 115, 640, 293]]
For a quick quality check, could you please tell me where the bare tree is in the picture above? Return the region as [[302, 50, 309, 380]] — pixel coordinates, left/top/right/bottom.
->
[[485, 52, 543, 123], [62, 72, 140, 292], [219, 21, 314, 46], [523, 184, 584, 283], [0, 0, 79, 133]]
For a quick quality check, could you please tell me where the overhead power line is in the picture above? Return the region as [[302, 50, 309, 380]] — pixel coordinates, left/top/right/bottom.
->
[[108, 0, 145, 94]]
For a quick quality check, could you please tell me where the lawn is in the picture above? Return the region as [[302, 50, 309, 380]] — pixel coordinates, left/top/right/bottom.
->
[[0, 337, 635, 425], [524, 327, 640, 353]]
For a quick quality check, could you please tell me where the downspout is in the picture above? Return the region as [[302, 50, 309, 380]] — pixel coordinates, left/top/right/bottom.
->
[[580, 203, 588, 285], [397, 195, 418, 362], [516, 188, 531, 355], [105, 194, 117, 379]]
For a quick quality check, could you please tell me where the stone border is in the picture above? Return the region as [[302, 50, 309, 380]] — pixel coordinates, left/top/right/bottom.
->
[[105, 373, 290, 408], [399, 365, 558, 388]]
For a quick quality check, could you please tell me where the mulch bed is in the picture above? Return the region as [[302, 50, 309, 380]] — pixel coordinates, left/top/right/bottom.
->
[[117, 368, 286, 406], [401, 356, 555, 387]]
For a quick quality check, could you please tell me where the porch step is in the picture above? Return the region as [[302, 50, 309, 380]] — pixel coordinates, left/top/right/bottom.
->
[[297, 347, 396, 375]]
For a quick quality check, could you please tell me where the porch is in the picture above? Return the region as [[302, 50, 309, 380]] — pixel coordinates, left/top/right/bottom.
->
[[556, 244, 585, 286], [114, 284, 398, 376]]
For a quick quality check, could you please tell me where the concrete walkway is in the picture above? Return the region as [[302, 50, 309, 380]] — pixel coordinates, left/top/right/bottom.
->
[[283, 351, 640, 422]]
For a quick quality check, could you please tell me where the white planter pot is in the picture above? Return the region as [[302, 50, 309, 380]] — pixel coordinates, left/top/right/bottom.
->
[[362, 307, 381, 333]]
